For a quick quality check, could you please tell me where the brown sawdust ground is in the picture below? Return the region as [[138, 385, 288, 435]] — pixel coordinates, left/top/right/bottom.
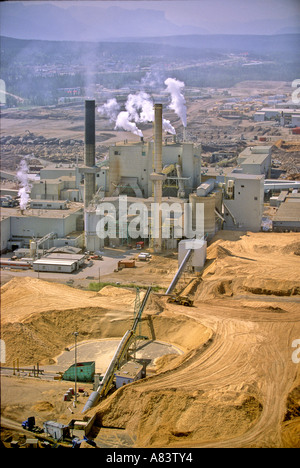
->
[[1, 230, 300, 447]]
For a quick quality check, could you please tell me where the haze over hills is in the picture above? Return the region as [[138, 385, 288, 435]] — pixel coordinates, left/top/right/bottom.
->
[[1, 1, 299, 41], [0, 2, 209, 41]]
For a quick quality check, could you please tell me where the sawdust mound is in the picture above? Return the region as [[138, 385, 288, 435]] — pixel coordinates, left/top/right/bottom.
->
[[96, 376, 262, 447], [0, 277, 208, 366], [281, 379, 300, 448], [199, 232, 300, 301], [0, 279, 143, 365]]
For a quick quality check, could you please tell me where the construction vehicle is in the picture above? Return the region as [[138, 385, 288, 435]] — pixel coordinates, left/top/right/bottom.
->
[[168, 295, 193, 307], [21, 416, 43, 433], [72, 436, 97, 448], [167, 278, 200, 307]]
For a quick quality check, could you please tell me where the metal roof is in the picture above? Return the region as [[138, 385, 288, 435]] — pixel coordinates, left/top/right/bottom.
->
[[273, 201, 300, 222], [33, 258, 77, 266]]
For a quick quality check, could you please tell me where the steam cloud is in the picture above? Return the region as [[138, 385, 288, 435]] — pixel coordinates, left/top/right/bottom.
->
[[115, 111, 144, 137], [98, 85, 177, 137], [17, 158, 32, 211], [97, 98, 120, 122], [164, 78, 187, 128]]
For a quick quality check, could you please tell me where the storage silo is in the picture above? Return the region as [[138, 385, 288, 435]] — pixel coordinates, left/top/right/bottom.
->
[[178, 238, 207, 271]]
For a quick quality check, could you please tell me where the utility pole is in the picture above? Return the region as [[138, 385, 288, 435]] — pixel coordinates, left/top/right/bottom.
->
[[73, 332, 79, 407]]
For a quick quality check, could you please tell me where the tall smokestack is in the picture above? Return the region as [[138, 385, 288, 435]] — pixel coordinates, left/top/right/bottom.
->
[[84, 99, 96, 208], [154, 104, 163, 174], [153, 104, 163, 253]]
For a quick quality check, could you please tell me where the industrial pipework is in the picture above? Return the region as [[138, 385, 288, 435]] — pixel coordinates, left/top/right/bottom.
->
[[165, 249, 193, 295], [82, 287, 152, 413]]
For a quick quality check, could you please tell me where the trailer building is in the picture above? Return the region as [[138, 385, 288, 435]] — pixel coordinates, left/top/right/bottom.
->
[[115, 361, 143, 389], [32, 258, 78, 273]]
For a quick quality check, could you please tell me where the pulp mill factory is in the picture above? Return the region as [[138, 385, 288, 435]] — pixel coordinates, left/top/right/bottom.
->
[[2, 97, 299, 273], [1, 92, 300, 449]]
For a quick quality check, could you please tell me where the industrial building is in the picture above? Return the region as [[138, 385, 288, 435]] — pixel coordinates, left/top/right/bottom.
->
[[30, 168, 83, 203], [32, 258, 79, 273], [221, 174, 265, 232], [253, 108, 300, 126], [237, 146, 272, 178], [1, 98, 278, 260], [29, 200, 69, 210], [84, 101, 203, 252], [115, 361, 144, 389], [106, 138, 201, 199], [178, 238, 207, 272], [0, 203, 84, 254], [272, 191, 300, 232]]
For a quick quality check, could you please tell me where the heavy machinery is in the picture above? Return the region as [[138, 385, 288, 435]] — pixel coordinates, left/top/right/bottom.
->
[[168, 295, 193, 307], [163, 249, 198, 307], [167, 278, 200, 307], [21, 416, 43, 433]]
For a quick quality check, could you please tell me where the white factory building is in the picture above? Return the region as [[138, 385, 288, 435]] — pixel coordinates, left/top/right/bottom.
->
[[0, 203, 84, 253], [1, 99, 273, 259], [253, 107, 300, 126], [30, 164, 84, 202], [221, 174, 265, 232], [237, 146, 272, 178], [105, 138, 201, 199]]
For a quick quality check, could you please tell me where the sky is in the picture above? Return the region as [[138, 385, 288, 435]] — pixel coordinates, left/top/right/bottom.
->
[[49, 0, 300, 32], [1, 0, 300, 39]]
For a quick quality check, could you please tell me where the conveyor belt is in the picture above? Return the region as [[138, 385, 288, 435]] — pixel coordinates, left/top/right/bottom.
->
[[165, 249, 193, 295], [82, 287, 152, 413]]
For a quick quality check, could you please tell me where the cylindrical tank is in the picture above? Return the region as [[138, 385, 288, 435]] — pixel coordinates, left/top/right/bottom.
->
[[30, 241, 37, 258], [189, 193, 218, 240]]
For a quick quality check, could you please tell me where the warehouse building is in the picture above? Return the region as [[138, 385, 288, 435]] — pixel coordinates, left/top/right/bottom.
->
[[221, 174, 265, 232], [0, 204, 84, 253], [253, 108, 300, 126], [237, 146, 272, 177], [272, 191, 300, 232], [32, 258, 79, 273]]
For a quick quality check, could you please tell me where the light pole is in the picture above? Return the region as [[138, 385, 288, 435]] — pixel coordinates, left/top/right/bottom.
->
[[73, 331, 79, 407]]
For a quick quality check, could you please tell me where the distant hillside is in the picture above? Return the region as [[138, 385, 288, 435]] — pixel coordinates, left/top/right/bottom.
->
[[129, 33, 300, 57], [0, 35, 222, 67], [1, 34, 299, 107]]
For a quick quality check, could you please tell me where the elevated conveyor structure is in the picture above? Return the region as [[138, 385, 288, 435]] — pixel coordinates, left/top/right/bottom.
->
[[82, 287, 152, 413], [165, 249, 193, 296]]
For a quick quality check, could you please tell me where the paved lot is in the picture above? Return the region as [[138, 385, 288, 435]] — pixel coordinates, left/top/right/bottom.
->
[[0, 247, 139, 286]]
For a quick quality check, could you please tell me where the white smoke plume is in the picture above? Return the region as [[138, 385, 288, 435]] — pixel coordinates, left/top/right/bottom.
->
[[114, 111, 143, 137], [99, 86, 177, 137], [97, 98, 120, 122], [126, 91, 153, 123], [125, 91, 175, 134], [164, 78, 187, 128], [17, 158, 32, 211]]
